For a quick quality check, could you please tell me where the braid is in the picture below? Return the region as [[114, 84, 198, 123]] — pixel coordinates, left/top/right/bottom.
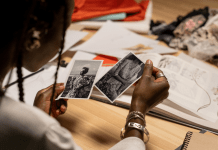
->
[[49, 4, 67, 115], [15, 1, 37, 102], [17, 53, 24, 102]]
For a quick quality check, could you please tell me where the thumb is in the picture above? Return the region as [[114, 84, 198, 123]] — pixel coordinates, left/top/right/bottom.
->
[[142, 59, 153, 78], [54, 85, 65, 98]]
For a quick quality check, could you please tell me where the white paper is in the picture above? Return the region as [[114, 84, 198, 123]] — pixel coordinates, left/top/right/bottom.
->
[[156, 55, 218, 122], [70, 21, 177, 58], [4, 66, 66, 106], [49, 30, 88, 62], [136, 53, 162, 67], [72, 1, 153, 34]]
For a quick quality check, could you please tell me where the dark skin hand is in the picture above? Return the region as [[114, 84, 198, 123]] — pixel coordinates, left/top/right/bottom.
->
[[124, 59, 170, 140], [33, 83, 68, 118]]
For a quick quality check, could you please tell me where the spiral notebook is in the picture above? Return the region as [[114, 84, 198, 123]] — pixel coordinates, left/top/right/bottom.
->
[[181, 131, 218, 150]]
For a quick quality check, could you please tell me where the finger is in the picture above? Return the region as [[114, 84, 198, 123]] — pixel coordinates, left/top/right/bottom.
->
[[40, 83, 64, 94], [133, 80, 139, 86], [151, 75, 155, 82], [142, 59, 153, 77], [60, 105, 67, 113], [56, 100, 61, 107], [60, 100, 67, 108], [48, 85, 65, 99], [56, 109, 61, 116], [140, 59, 153, 83], [153, 67, 167, 82], [54, 85, 65, 97]]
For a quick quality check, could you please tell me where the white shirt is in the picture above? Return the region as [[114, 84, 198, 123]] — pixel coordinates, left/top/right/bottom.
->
[[0, 96, 145, 150]]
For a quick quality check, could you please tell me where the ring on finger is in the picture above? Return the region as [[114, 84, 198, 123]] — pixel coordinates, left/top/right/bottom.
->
[[156, 72, 165, 79]]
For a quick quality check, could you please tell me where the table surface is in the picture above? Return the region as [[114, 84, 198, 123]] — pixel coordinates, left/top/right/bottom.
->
[[57, 0, 218, 149]]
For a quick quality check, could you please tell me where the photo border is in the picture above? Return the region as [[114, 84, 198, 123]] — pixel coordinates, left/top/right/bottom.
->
[[94, 52, 144, 103], [58, 60, 103, 100]]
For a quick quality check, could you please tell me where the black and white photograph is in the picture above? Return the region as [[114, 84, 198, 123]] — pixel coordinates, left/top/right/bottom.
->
[[95, 52, 145, 103], [60, 60, 103, 99]]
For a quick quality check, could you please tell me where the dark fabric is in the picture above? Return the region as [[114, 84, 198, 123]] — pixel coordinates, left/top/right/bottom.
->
[[150, 7, 210, 47]]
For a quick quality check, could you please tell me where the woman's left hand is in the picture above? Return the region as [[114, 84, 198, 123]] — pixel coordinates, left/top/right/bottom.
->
[[33, 83, 68, 118]]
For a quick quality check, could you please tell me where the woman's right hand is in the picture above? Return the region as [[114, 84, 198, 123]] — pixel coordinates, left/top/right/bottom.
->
[[130, 59, 170, 115]]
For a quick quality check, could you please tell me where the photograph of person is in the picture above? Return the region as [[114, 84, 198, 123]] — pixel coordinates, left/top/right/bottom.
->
[[95, 53, 144, 102], [60, 60, 102, 99]]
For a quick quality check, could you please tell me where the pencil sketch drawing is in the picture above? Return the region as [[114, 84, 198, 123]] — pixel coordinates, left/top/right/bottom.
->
[[158, 57, 183, 72], [164, 72, 197, 99], [180, 64, 207, 84]]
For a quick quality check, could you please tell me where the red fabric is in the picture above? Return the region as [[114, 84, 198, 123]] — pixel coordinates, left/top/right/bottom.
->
[[93, 54, 118, 67], [72, 0, 149, 22], [123, 1, 149, 21]]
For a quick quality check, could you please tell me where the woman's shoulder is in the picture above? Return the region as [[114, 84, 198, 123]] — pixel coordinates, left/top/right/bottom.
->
[[0, 96, 58, 137], [0, 96, 80, 150]]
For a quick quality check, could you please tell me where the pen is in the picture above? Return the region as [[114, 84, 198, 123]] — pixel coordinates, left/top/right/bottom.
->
[[4, 68, 44, 89]]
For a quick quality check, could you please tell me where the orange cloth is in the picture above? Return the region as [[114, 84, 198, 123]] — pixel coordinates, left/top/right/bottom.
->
[[123, 1, 149, 21], [72, 0, 149, 22], [93, 54, 118, 67]]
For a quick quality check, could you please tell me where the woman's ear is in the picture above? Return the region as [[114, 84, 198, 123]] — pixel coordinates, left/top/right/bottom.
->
[[24, 29, 42, 52]]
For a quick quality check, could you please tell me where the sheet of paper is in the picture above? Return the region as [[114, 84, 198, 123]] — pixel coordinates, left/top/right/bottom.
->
[[155, 102, 218, 133], [158, 55, 218, 122], [137, 53, 162, 67], [49, 30, 88, 62], [70, 21, 177, 58], [4, 51, 97, 105], [72, 1, 153, 34], [4, 66, 66, 106]]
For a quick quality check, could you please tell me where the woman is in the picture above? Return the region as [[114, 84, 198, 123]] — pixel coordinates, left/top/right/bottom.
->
[[0, 0, 169, 149]]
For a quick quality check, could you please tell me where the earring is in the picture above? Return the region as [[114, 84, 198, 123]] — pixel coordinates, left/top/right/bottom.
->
[[25, 27, 42, 51]]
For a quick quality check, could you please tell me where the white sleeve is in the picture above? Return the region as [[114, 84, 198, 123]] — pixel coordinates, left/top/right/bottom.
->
[[43, 124, 82, 150], [109, 137, 146, 150]]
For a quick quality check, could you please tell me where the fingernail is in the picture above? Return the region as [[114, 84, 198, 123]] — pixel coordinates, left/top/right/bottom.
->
[[146, 59, 152, 64]]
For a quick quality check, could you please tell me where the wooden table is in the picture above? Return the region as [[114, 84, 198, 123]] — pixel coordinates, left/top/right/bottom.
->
[[57, 0, 218, 149]]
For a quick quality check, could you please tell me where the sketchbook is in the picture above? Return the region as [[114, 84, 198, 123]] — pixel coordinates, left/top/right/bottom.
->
[[90, 53, 218, 134], [180, 131, 218, 150], [60, 51, 218, 133]]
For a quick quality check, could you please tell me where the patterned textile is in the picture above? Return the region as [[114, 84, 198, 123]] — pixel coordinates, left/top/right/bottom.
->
[[184, 15, 218, 62], [67, 75, 92, 98]]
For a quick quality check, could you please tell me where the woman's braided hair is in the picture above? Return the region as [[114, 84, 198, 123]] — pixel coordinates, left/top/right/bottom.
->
[[49, 3, 67, 115], [2, 0, 68, 114]]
